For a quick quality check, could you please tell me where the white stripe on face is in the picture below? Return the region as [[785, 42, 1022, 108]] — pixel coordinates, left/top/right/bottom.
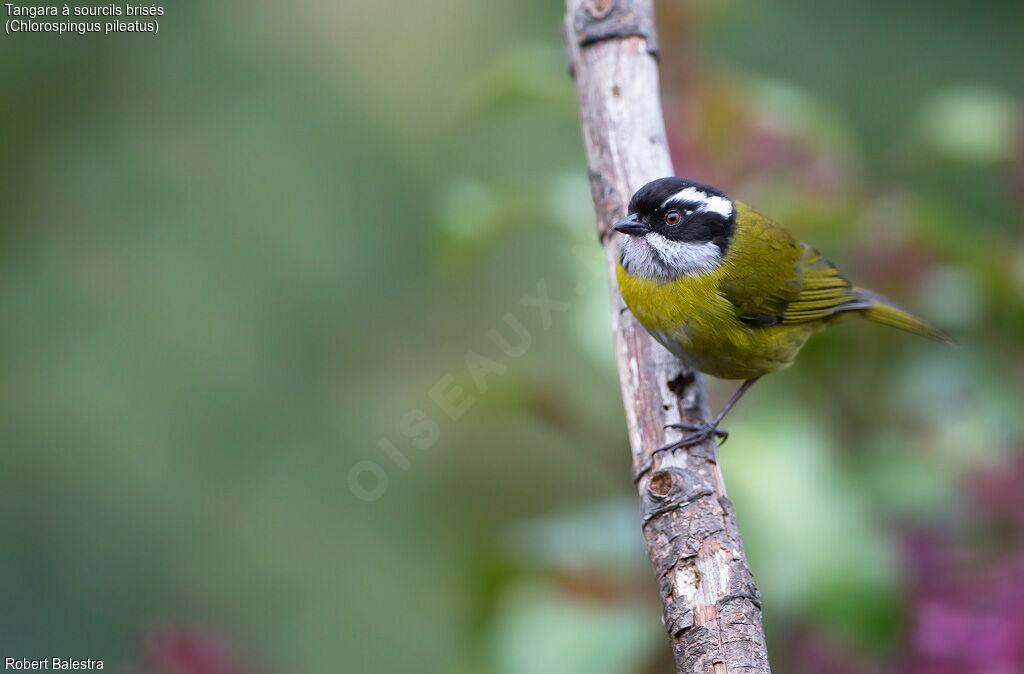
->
[[661, 186, 733, 219]]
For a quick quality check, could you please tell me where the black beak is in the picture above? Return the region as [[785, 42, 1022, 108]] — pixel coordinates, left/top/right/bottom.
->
[[613, 213, 648, 236]]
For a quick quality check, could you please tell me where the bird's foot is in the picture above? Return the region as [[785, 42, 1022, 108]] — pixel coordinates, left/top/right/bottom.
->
[[652, 422, 728, 458], [634, 423, 728, 483], [664, 422, 729, 444]]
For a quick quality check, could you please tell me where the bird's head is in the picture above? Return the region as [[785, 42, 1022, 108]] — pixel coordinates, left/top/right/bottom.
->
[[614, 177, 736, 280]]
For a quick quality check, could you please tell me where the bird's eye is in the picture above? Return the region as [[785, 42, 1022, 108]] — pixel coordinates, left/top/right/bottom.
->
[[665, 211, 681, 226]]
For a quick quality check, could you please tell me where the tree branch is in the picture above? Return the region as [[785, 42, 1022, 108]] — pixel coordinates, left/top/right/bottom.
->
[[563, 1, 771, 672]]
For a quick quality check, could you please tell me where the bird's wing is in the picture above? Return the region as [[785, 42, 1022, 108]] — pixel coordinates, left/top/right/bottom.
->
[[718, 205, 871, 327], [770, 244, 873, 324]]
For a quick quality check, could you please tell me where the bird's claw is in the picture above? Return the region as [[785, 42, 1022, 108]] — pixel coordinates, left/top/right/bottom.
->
[[634, 423, 728, 483], [652, 422, 728, 458], [664, 422, 728, 443]]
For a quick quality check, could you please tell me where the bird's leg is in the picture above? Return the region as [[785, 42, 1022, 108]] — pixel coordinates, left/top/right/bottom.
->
[[656, 377, 760, 454]]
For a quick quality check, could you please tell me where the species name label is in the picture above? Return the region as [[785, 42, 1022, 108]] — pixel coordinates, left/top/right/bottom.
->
[[4, 3, 165, 36]]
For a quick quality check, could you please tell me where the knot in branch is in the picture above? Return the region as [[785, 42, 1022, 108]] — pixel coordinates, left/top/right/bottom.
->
[[641, 468, 713, 524], [572, 0, 659, 55]]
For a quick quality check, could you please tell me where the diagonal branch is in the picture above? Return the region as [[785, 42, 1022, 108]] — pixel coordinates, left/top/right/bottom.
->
[[562, 1, 771, 672]]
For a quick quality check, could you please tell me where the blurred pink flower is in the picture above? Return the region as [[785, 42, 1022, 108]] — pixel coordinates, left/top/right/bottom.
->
[[912, 599, 1021, 672], [138, 628, 249, 674], [899, 457, 1024, 674], [792, 455, 1024, 674]]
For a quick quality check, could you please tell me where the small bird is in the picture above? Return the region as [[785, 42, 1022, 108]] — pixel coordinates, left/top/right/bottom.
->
[[614, 177, 951, 450]]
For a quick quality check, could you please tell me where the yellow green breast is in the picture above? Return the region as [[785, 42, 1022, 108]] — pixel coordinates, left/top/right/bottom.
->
[[616, 261, 817, 380]]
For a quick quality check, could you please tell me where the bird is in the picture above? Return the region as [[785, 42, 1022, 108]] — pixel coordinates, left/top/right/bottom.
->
[[613, 176, 951, 452]]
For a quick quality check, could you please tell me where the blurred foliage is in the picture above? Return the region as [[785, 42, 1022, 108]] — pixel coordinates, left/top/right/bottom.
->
[[1, 0, 1022, 672]]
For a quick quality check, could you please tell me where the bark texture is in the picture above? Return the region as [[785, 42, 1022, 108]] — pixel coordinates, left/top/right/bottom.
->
[[563, 1, 771, 672]]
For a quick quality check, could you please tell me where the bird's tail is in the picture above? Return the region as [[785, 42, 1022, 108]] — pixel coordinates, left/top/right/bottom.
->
[[854, 288, 954, 343]]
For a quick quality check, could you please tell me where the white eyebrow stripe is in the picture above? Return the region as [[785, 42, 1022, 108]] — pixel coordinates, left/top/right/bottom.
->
[[662, 186, 733, 218]]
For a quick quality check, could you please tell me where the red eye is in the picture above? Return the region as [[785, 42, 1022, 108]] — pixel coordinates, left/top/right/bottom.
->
[[665, 211, 681, 225]]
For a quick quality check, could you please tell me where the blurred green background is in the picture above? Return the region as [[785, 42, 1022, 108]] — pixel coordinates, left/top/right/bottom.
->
[[2, 1, 1023, 672]]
